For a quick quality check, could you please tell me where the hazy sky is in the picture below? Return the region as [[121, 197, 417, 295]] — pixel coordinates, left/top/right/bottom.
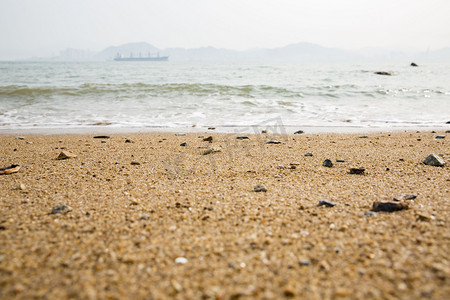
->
[[1, 0, 449, 59]]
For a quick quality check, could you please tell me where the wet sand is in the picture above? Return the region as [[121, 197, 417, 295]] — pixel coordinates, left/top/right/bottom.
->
[[0, 130, 449, 299]]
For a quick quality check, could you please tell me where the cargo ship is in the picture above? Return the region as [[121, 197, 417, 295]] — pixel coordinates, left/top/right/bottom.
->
[[114, 52, 168, 61]]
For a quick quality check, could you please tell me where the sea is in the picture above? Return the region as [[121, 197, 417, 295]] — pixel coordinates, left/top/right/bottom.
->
[[0, 61, 449, 134]]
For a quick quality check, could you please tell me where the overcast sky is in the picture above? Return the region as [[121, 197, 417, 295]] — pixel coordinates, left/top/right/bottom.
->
[[1, 0, 449, 59]]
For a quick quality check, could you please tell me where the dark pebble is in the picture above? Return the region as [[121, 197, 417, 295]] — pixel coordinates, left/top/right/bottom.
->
[[50, 204, 72, 215], [294, 130, 304, 134], [180, 142, 188, 147], [266, 140, 281, 144], [203, 136, 213, 142], [254, 184, 267, 192], [371, 202, 408, 212], [93, 135, 110, 139], [435, 135, 445, 139], [349, 167, 365, 174], [304, 152, 313, 157], [322, 159, 333, 167], [236, 136, 249, 140]]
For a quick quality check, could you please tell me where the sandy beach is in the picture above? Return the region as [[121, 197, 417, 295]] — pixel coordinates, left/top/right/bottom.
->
[[0, 130, 448, 299]]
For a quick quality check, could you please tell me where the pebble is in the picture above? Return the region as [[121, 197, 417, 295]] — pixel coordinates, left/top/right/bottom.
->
[[294, 130, 304, 134], [50, 204, 72, 215], [266, 140, 281, 144], [359, 136, 369, 139], [57, 151, 77, 160], [203, 136, 213, 142], [394, 193, 418, 201], [435, 135, 445, 139], [336, 159, 345, 163], [180, 142, 188, 147], [371, 201, 408, 212], [130, 161, 141, 165], [202, 147, 222, 155], [253, 184, 267, 192], [364, 211, 378, 217], [0, 164, 21, 175], [299, 259, 311, 266], [416, 213, 434, 222], [125, 139, 134, 143], [15, 136, 25, 140], [322, 159, 333, 167], [304, 152, 313, 157], [175, 257, 188, 264], [318, 199, 338, 207], [236, 136, 249, 140], [423, 154, 445, 166], [93, 136, 110, 139], [175, 133, 186, 136], [349, 167, 365, 174]]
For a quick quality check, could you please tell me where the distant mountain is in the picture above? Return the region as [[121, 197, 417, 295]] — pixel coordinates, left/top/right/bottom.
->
[[25, 42, 450, 62], [415, 47, 450, 62]]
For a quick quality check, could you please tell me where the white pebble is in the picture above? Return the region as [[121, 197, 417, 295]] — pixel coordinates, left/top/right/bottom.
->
[[175, 257, 188, 264]]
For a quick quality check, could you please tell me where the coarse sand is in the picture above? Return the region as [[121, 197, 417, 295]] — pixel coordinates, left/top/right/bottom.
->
[[0, 130, 449, 299]]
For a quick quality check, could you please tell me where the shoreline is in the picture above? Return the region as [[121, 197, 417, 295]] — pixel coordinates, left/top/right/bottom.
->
[[1, 124, 449, 136], [1, 130, 448, 299]]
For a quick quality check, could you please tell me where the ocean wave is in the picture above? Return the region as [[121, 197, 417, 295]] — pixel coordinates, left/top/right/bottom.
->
[[0, 83, 306, 99]]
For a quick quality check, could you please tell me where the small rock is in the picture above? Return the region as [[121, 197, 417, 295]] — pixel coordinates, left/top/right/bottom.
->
[[202, 147, 222, 155], [180, 142, 188, 147], [304, 152, 313, 157], [19, 183, 26, 190], [318, 199, 338, 207], [336, 159, 345, 163], [15, 136, 25, 140], [435, 135, 445, 139], [0, 164, 21, 175], [299, 259, 311, 266], [125, 139, 134, 143], [364, 211, 378, 217], [374, 71, 392, 76], [349, 167, 365, 174], [130, 161, 141, 165], [371, 201, 408, 212], [266, 140, 281, 144], [50, 204, 72, 215], [416, 212, 434, 222], [93, 135, 110, 139], [261, 130, 268, 134], [175, 133, 186, 136], [322, 159, 333, 167], [101, 140, 107, 143], [208, 127, 216, 130], [203, 136, 213, 142], [57, 151, 77, 160], [423, 154, 445, 166], [254, 184, 267, 192], [410, 62, 418, 67], [294, 130, 304, 134], [359, 135, 369, 139], [236, 136, 249, 140], [175, 257, 188, 264], [394, 193, 418, 201]]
